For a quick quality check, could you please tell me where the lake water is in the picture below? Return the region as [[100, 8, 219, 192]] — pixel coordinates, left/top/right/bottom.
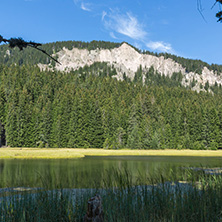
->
[[0, 156, 221, 188]]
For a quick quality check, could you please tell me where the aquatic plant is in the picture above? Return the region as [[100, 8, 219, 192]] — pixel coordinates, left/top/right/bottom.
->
[[0, 168, 221, 221]]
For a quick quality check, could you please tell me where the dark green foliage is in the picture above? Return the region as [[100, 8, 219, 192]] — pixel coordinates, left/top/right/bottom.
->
[[145, 67, 183, 88], [1, 61, 222, 149], [190, 77, 196, 88], [204, 80, 210, 91], [0, 40, 121, 66], [1, 39, 222, 76], [216, 10, 222, 22], [0, 35, 61, 65], [0, 35, 41, 50], [133, 65, 143, 84]]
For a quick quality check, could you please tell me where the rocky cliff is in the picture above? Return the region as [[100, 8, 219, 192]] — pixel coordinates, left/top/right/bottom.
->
[[42, 43, 222, 91]]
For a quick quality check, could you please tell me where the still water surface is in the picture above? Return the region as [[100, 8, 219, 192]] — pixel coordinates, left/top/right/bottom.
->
[[0, 156, 221, 188]]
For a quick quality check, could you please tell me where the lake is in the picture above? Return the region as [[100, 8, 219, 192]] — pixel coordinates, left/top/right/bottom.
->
[[0, 156, 221, 188]]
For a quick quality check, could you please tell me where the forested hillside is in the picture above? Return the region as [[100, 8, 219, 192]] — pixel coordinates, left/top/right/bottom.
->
[[0, 40, 122, 66], [1, 63, 222, 149], [1, 39, 222, 75]]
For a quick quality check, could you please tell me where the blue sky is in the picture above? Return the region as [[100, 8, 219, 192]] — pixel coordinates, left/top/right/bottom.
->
[[1, 0, 222, 65]]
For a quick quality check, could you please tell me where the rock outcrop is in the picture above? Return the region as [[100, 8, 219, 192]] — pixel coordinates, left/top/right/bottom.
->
[[44, 43, 222, 91]]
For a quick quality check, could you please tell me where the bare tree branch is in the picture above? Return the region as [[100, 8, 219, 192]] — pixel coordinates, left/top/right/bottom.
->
[[197, 0, 207, 23], [197, 0, 222, 22], [0, 35, 61, 65]]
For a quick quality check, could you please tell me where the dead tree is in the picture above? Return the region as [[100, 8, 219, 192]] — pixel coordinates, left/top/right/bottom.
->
[[84, 195, 104, 222]]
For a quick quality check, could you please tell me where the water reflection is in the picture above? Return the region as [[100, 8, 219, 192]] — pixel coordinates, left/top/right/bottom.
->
[[0, 156, 221, 188]]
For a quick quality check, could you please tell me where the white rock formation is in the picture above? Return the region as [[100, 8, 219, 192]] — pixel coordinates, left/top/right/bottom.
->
[[42, 43, 222, 91]]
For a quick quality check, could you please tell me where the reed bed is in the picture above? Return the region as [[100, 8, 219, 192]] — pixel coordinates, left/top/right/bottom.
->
[[0, 168, 222, 222]]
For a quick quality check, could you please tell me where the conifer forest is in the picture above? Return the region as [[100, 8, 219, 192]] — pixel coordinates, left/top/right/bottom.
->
[[1, 41, 222, 150]]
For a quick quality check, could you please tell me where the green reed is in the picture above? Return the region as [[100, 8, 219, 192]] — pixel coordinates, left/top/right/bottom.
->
[[0, 167, 222, 222]]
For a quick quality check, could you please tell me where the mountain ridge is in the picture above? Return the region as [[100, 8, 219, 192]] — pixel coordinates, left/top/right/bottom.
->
[[47, 42, 222, 92], [1, 40, 222, 92]]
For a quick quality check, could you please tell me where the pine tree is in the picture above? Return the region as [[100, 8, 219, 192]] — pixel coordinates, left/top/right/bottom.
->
[[127, 101, 143, 149]]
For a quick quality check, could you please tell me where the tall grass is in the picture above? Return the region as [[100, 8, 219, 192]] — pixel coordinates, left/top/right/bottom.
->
[[0, 168, 222, 221]]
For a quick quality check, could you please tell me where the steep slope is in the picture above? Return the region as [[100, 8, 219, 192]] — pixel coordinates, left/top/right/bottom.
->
[[54, 43, 183, 76], [1, 40, 222, 92], [52, 43, 222, 92]]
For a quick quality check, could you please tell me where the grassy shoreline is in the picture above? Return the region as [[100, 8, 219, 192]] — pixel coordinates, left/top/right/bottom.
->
[[0, 148, 222, 159]]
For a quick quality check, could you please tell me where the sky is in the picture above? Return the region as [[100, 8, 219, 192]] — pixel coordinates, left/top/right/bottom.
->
[[1, 0, 222, 65]]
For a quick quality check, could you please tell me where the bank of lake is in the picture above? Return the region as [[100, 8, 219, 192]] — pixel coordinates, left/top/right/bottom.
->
[[0, 148, 222, 159]]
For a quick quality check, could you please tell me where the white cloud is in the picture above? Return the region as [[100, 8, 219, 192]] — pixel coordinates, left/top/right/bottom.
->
[[80, 2, 92, 11], [73, 0, 92, 12], [72, 3, 175, 54], [134, 42, 142, 50], [102, 11, 107, 21], [103, 10, 174, 53], [103, 10, 147, 41], [110, 32, 118, 39], [146, 41, 172, 53]]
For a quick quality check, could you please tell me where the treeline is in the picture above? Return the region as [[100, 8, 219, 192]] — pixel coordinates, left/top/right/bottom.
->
[[0, 40, 121, 66], [1, 39, 222, 75], [1, 63, 222, 150], [143, 51, 222, 75]]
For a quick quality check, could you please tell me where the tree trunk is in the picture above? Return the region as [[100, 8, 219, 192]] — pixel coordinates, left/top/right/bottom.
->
[[84, 195, 104, 222]]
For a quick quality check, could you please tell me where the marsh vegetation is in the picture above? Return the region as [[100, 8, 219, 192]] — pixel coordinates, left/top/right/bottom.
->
[[1, 167, 222, 222], [0, 156, 222, 221]]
